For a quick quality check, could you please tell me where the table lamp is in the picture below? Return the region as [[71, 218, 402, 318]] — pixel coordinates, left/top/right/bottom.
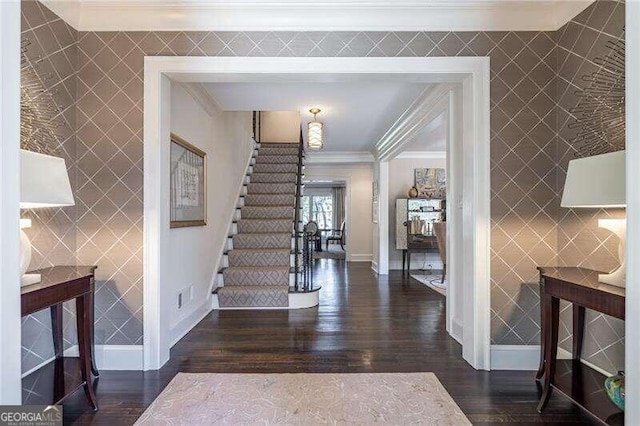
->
[[561, 150, 626, 287], [20, 150, 75, 286]]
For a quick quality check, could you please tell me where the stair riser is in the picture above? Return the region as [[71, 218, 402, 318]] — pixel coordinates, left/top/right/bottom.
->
[[255, 155, 299, 164], [241, 206, 294, 219], [253, 163, 299, 174], [226, 236, 302, 251], [230, 234, 292, 249], [222, 253, 298, 268], [259, 149, 300, 156], [237, 220, 292, 234], [247, 183, 296, 194], [216, 286, 290, 308], [243, 194, 295, 206], [250, 173, 297, 183], [217, 272, 298, 287]]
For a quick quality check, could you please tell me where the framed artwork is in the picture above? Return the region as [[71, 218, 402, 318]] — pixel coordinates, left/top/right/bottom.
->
[[170, 133, 207, 228], [372, 180, 379, 202], [414, 168, 446, 198], [372, 200, 379, 224]]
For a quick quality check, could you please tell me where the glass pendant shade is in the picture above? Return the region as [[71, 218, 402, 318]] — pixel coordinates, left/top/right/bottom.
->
[[307, 120, 323, 150]]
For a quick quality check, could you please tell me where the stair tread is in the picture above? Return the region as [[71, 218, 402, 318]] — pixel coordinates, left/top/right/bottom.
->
[[229, 248, 291, 253], [219, 266, 297, 273], [217, 285, 290, 290], [224, 266, 290, 271]]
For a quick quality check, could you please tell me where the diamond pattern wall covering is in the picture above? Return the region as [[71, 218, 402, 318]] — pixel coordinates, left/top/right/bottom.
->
[[555, 0, 625, 374], [75, 26, 560, 349], [21, 0, 624, 376], [21, 0, 79, 375]]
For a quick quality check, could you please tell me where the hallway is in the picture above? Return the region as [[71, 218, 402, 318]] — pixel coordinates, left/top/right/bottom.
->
[[63, 261, 594, 424]]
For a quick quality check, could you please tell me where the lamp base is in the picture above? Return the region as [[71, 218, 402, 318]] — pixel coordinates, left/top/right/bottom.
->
[[599, 267, 625, 288], [597, 218, 626, 288], [21, 273, 41, 287]]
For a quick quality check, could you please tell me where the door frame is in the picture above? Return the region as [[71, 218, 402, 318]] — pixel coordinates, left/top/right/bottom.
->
[[625, 2, 639, 421], [143, 56, 491, 371], [0, 0, 24, 404]]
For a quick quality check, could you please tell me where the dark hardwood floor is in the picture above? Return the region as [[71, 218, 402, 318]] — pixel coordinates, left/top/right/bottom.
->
[[60, 261, 595, 425]]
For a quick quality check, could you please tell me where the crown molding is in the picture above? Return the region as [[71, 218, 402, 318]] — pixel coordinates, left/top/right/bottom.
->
[[375, 84, 453, 161], [395, 151, 446, 159], [178, 82, 221, 117], [305, 151, 375, 164], [41, 0, 593, 32]]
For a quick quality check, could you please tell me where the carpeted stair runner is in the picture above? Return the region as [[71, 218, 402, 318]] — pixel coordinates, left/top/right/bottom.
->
[[217, 143, 301, 308]]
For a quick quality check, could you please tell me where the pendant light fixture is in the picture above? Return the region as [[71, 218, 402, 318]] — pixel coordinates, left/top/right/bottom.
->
[[307, 108, 323, 150]]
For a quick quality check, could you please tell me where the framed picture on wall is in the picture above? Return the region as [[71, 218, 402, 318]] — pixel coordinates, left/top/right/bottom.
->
[[170, 133, 207, 228], [372, 200, 379, 224], [414, 168, 446, 198]]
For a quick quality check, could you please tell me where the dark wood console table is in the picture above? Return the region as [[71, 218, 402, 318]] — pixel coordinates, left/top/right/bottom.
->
[[402, 235, 439, 274], [536, 267, 624, 424], [21, 266, 99, 410]]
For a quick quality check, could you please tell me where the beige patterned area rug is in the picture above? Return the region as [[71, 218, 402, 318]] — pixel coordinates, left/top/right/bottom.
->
[[135, 372, 470, 425]]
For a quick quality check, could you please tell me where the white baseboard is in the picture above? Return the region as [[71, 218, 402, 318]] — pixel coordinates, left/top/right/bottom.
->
[[371, 261, 379, 274], [389, 260, 444, 271], [491, 345, 543, 370], [348, 253, 373, 262], [22, 344, 144, 377], [170, 300, 213, 347], [95, 345, 143, 370], [450, 318, 463, 345], [557, 347, 614, 377], [491, 345, 615, 376]]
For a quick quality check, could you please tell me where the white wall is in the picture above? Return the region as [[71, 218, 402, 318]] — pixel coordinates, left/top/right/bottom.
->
[[168, 83, 252, 343], [388, 156, 446, 270], [304, 164, 373, 261], [0, 0, 23, 403], [260, 111, 300, 143]]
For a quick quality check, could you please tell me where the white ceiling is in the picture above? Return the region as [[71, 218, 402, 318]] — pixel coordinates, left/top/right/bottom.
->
[[42, 0, 593, 31], [204, 82, 432, 152]]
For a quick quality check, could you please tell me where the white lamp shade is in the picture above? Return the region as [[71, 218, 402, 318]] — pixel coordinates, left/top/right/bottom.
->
[[20, 150, 75, 209], [307, 121, 323, 150], [561, 150, 625, 208]]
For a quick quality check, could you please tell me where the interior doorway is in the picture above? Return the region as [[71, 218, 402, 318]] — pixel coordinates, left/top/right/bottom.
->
[[303, 179, 347, 261], [143, 56, 490, 371]]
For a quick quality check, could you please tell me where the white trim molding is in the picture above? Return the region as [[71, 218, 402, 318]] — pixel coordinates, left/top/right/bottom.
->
[[0, 0, 23, 404], [144, 57, 491, 372], [376, 84, 453, 161], [490, 345, 544, 371], [22, 345, 144, 377], [305, 151, 375, 164], [626, 1, 640, 421], [178, 82, 223, 117], [347, 254, 373, 262], [41, 0, 592, 32], [395, 151, 447, 159]]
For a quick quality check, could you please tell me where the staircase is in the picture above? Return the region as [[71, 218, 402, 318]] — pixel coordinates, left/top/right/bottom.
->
[[214, 142, 304, 308]]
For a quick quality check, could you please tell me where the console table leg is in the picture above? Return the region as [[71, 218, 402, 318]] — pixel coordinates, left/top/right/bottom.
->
[[572, 304, 586, 360], [537, 294, 559, 413], [77, 294, 99, 411], [535, 279, 546, 381], [50, 304, 63, 359], [88, 285, 99, 377]]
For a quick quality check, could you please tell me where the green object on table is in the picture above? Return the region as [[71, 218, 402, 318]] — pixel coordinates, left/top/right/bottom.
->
[[605, 371, 625, 411]]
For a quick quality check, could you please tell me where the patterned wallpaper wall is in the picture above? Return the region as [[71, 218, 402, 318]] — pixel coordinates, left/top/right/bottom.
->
[[74, 27, 560, 350], [21, 0, 79, 374], [21, 0, 624, 376], [555, 0, 625, 374]]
